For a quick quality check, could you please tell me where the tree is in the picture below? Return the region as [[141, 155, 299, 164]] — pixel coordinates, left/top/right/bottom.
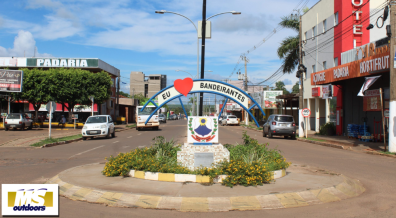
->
[[50, 68, 112, 123], [277, 16, 300, 74], [292, 81, 299, 93], [274, 81, 290, 95], [11, 69, 52, 122], [119, 91, 130, 98], [133, 93, 149, 106]]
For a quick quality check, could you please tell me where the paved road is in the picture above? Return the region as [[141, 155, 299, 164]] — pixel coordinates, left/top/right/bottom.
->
[[1, 120, 395, 217]]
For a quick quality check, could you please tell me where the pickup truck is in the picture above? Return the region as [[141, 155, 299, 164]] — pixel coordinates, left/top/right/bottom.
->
[[4, 113, 33, 131]]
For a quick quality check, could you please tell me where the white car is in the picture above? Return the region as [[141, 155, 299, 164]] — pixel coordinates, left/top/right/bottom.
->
[[4, 113, 33, 131], [221, 115, 239, 126], [82, 115, 115, 140]]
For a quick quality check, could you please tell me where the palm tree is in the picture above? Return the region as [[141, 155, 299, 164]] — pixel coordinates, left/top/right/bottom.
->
[[277, 16, 300, 74]]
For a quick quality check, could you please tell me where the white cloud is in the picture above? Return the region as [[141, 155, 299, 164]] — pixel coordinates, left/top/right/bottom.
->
[[283, 78, 292, 85], [0, 30, 51, 57]]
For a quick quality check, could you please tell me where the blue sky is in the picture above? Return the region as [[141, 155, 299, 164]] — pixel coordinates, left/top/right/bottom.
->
[[0, 0, 317, 104]]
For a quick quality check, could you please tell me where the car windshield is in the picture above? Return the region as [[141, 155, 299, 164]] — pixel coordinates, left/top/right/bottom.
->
[[86, 116, 107, 123], [7, 114, 20, 119], [274, 116, 293, 122], [228, 116, 237, 119], [159, 114, 165, 117], [138, 107, 155, 115]]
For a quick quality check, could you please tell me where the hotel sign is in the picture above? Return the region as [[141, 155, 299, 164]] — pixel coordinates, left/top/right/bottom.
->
[[311, 47, 389, 85]]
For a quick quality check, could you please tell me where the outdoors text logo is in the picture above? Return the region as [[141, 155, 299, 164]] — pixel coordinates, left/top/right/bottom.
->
[[2, 184, 59, 216]]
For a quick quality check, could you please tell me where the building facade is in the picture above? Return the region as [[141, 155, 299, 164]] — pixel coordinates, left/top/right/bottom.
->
[[130, 72, 167, 98], [0, 57, 120, 122], [301, 0, 389, 134]]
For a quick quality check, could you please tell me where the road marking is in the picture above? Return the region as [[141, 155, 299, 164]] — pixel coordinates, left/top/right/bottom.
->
[[127, 136, 133, 138], [113, 141, 119, 144], [68, 145, 106, 159]]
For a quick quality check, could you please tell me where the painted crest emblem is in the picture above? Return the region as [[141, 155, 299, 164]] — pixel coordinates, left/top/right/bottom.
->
[[188, 117, 218, 143]]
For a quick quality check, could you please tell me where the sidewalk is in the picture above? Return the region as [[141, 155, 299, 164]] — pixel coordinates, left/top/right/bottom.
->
[[47, 163, 365, 212], [295, 128, 388, 151], [0, 124, 134, 147]]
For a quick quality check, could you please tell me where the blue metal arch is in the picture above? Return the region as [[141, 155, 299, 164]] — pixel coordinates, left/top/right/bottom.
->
[[141, 79, 266, 127]]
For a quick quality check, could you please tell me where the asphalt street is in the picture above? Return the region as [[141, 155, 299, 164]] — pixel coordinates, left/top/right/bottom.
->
[[0, 119, 395, 218]]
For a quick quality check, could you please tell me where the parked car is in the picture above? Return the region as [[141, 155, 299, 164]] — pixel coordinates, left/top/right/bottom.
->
[[82, 115, 115, 140], [159, 114, 166, 123], [4, 113, 33, 131], [169, 114, 177, 120], [220, 115, 239, 126], [262, 114, 296, 139]]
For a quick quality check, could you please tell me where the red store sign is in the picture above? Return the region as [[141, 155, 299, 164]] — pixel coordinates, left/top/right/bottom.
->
[[312, 87, 320, 97]]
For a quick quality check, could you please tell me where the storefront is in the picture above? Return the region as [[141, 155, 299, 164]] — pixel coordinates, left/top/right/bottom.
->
[[0, 57, 120, 120], [311, 43, 390, 136]]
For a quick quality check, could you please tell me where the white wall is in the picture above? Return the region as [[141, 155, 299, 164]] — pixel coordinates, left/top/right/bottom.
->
[[370, 0, 390, 42]]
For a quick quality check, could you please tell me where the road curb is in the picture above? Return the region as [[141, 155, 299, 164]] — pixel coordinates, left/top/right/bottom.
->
[[41, 138, 83, 148], [127, 169, 286, 183], [47, 163, 365, 212], [296, 138, 348, 150]]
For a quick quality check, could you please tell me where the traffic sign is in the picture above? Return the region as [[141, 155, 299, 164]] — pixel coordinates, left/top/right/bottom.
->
[[302, 108, 311, 117], [1, 113, 7, 118], [384, 109, 389, 118], [46, 101, 56, 113]]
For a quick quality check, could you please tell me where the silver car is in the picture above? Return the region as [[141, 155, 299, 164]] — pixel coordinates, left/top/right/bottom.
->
[[262, 114, 296, 139]]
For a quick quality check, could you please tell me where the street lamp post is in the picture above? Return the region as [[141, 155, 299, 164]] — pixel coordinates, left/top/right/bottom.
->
[[176, 69, 212, 116], [155, 8, 241, 116]]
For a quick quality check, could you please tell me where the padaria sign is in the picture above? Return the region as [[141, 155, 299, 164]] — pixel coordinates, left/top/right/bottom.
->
[[142, 78, 265, 127]]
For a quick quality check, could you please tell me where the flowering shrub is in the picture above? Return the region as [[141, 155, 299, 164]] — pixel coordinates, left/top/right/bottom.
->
[[103, 133, 291, 187]]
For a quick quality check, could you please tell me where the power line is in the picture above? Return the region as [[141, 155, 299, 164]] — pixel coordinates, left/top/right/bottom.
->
[[228, 0, 309, 79]]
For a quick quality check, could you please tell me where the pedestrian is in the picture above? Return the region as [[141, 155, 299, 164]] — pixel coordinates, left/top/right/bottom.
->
[[58, 115, 66, 127]]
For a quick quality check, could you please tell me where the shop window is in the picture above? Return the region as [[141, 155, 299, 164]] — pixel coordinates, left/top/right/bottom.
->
[[323, 61, 327, 70], [334, 12, 338, 26], [323, 20, 327, 33], [334, 57, 338, 67], [312, 65, 316, 73]]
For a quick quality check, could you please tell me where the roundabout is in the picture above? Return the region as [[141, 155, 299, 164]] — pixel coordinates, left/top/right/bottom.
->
[[47, 162, 364, 212]]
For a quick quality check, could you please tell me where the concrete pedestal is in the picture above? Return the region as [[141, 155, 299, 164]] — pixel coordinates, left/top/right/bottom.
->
[[177, 143, 230, 170]]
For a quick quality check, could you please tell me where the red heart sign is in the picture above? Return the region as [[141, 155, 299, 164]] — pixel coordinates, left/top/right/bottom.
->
[[174, 78, 193, 97]]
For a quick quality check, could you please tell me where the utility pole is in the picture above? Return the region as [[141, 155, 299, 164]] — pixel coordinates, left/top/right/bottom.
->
[[389, 1, 396, 152], [298, 15, 305, 138], [199, 0, 207, 116], [244, 56, 249, 125]]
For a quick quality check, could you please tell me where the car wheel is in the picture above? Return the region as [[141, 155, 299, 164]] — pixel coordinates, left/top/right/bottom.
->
[[82, 137, 87, 141], [137, 127, 141, 131], [267, 130, 272, 138], [28, 123, 33, 130], [291, 135, 296, 140], [284, 136, 289, 139], [106, 129, 111, 139], [20, 124, 25, 131], [111, 129, 115, 138], [5, 127, 8, 131], [262, 129, 266, 137]]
